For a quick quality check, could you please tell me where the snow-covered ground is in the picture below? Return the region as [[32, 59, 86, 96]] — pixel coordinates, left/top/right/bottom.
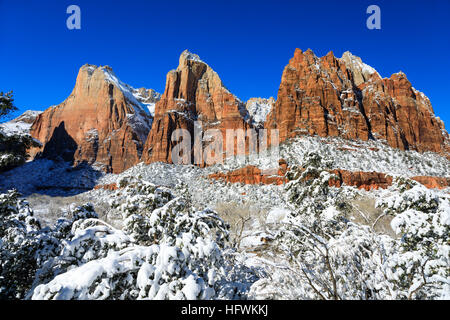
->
[[1, 134, 448, 227], [280, 136, 449, 178], [2, 145, 448, 299], [0, 159, 102, 197], [1, 131, 449, 300], [0, 110, 42, 136]]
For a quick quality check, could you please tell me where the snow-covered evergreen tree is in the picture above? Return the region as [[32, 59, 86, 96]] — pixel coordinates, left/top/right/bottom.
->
[[376, 180, 450, 299], [0, 91, 17, 121], [249, 152, 449, 300], [29, 179, 258, 300]]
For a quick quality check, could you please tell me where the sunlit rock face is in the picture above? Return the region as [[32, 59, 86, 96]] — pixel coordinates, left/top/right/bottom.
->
[[29, 49, 450, 175], [266, 49, 449, 155], [30, 64, 157, 173], [142, 50, 251, 165]]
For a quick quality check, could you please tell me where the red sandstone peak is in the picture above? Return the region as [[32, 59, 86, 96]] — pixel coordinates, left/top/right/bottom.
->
[[26, 48, 450, 174], [142, 50, 250, 164], [30, 64, 159, 173], [266, 48, 449, 156]]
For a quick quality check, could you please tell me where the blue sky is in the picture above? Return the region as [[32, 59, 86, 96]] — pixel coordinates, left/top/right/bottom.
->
[[1, 0, 449, 125]]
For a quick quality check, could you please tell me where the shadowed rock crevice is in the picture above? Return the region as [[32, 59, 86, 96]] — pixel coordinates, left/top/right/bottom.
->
[[353, 86, 375, 140]]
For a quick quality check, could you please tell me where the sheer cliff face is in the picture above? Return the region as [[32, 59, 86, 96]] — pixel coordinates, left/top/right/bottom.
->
[[142, 50, 250, 164], [266, 49, 449, 155], [29, 64, 154, 173], [359, 72, 448, 153], [28, 49, 449, 174]]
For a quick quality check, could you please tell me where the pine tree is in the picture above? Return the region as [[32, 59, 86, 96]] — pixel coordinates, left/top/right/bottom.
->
[[0, 91, 40, 172], [0, 91, 18, 121]]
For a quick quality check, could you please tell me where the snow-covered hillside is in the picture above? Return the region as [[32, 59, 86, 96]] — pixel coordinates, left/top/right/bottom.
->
[[0, 110, 42, 136], [0, 111, 43, 173], [0, 131, 449, 300], [1, 148, 448, 300], [100, 66, 161, 117], [1, 134, 448, 223], [202, 135, 450, 178]]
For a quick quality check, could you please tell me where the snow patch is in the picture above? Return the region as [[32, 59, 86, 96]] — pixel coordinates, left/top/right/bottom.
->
[[246, 98, 275, 126]]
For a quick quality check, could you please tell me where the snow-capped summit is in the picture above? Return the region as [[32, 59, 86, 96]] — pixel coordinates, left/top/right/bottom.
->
[[21, 48, 450, 175], [340, 51, 380, 85], [131, 88, 161, 117], [179, 49, 204, 64], [91, 64, 160, 116], [29, 64, 159, 173], [0, 110, 42, 136]]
